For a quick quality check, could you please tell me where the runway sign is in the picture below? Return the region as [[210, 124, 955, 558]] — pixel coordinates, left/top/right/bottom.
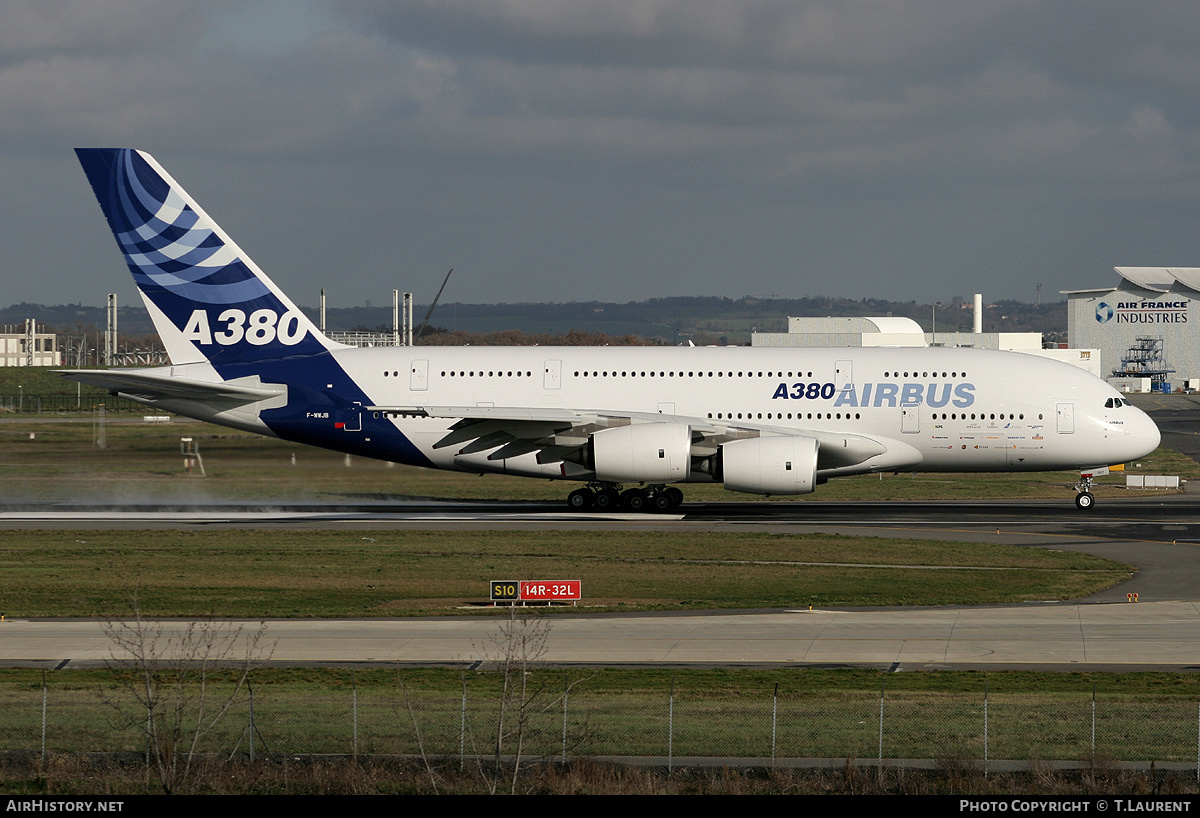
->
[[519, 581, 582, 602], [490, 580, 520, 601]]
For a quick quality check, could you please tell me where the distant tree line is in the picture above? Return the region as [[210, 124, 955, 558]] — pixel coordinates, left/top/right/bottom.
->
[[2, 294, 1069, 351]]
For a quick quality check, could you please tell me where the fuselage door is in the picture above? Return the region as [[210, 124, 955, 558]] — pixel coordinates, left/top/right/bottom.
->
[[1056, 402, 1074, 434], [901, 403, 920, 434], [410, 359, 429, 392], [339, 403, 363, 432], [657, 402, 675, 415], [544, 360, 562, 390], [835, 360, 853, 391]]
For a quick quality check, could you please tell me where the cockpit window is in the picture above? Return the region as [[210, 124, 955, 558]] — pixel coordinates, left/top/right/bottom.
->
[[1104, 397, 1132, 409]]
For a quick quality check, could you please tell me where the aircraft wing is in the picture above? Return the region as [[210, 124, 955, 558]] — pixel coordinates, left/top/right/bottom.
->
[[370, 404, 917, 473], [58, 369, 285, 405]]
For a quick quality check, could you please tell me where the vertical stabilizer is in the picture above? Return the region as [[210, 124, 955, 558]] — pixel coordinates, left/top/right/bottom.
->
[[75, 148, 341, 371]]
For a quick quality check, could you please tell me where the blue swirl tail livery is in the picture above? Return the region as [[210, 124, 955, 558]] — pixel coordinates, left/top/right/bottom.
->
[[63, 149, 1160, 511], [75, 148, 341, 369]]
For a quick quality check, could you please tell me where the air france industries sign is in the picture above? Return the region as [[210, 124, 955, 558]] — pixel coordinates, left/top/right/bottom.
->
[[1096, 300, 1189, 324]]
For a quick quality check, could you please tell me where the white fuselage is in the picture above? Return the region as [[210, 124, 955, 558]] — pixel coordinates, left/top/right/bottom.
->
[[327, 344, 1159, 483]]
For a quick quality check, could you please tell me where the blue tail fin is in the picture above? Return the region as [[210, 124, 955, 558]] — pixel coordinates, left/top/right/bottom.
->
[[75, 148, 339, 371]]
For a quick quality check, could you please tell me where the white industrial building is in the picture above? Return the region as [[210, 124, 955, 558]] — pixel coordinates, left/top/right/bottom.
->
[[0, 320, 60, 367], [752, 316, 929, 348], [752, 296, 1100, 376], [1064, 267, 1200, 391]]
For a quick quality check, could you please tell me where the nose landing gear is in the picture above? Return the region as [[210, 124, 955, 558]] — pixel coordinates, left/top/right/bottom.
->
[[1073, 475, 1095, 510]]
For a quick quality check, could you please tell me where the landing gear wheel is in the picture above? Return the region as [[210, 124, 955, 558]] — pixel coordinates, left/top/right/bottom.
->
[[664, 487, 684, 509], [593, 488, 620, 511], [1075, 491, 1095, 510], [651, 492, 673, 512], [621, 489, 648, 512], [567, 488, 594, 511]]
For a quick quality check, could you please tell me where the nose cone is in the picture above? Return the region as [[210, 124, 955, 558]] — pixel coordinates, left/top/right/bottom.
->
[[1103, 405, 1161, 464], [1119, 406, 1160, 462], [1144, 411, 1161, 455]]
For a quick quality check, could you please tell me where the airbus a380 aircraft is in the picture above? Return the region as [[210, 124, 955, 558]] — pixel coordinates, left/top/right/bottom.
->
[[66, 149, 1160, 512]]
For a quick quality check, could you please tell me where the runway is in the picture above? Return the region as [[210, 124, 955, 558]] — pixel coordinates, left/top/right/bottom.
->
[[7, 600, 1200, 672]]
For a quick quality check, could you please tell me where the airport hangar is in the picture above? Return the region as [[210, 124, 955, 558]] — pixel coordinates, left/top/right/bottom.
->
[[1065, 267, 1200, 391]]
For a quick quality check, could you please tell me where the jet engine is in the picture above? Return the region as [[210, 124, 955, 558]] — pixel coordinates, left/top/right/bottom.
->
[[590, 423, 692, 483], [720, 435, 819, 495]]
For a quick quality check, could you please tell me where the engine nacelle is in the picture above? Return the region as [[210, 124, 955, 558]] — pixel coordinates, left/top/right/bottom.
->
[[720, 435, 818, 495], [591, 423, 692, 483]]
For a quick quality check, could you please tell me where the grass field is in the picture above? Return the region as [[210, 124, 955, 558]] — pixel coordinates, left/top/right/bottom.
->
[[0, 528, 1130, 617]]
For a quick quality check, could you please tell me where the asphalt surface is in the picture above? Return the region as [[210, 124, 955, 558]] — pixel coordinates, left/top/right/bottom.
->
[[1132, 392, 1200, 460], [7, 601, 1200, 672]]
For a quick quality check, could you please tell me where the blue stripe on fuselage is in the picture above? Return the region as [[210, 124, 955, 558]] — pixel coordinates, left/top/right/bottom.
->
[[216, 355, 434, 468]]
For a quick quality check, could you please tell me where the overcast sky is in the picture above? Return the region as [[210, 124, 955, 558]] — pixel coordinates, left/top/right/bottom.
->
[[4, 0, 1200, 310]]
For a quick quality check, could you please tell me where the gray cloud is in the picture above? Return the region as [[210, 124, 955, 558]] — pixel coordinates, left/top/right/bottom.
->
[[3, 0, 1200, 310]]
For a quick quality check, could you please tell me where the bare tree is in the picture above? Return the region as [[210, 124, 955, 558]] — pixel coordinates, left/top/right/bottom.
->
[[493, 608, 550, 793], [463, 609, 591, 794], [101, 591, 272, 794]]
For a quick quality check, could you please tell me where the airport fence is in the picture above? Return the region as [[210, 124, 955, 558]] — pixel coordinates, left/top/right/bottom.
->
[[5, 672, 1200, 776]]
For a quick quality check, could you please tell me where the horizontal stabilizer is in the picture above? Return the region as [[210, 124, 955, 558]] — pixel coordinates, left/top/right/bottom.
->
[[58, 369, 284, 404]]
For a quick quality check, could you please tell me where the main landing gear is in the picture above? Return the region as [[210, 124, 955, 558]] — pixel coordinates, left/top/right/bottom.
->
[[566, 483, 684, 513], [1073, 475, 1095, 510]]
